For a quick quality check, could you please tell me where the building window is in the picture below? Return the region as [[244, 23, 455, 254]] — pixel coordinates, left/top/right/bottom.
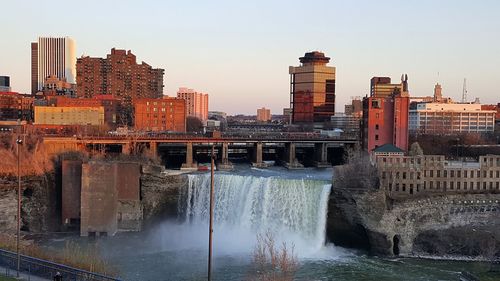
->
[[371, 100, 381, 109], [375, 135, 379, 141], [375, 124, 379, 130]]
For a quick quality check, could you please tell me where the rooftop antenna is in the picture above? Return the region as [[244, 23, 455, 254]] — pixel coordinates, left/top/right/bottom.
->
[[462, 78, 467, 103]]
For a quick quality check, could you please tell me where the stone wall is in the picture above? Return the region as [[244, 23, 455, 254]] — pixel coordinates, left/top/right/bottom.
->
[[0, 174, 60, 234], [327, 186, 500, 259]]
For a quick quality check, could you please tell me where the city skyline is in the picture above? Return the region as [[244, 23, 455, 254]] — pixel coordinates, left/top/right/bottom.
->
[[1, 0, 499, 114]]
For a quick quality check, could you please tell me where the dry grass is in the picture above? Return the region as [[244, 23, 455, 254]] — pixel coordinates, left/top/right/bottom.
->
[[249, 230, 299, 281], [0, 133, 53, 177], [0, 234, 116, 276]]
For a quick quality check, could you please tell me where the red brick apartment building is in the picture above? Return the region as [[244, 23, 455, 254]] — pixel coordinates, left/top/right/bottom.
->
[[76, 48, 164, 102], [134, 97, 186, 132]]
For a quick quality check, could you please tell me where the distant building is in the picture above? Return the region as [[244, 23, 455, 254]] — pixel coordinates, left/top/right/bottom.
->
[[410, 103, 496, 134], [330, 113, 360, 136], [410, 83, 453, 104], [0, 92, 34, 121], [0, 76, 11, 92], [208, 111, 227, 119], [289, 51, 336, 123], [257, 107, 271, 122], [34, 106, 104, 126], [31, 37, 76, 94], [376, 154, 500, 200], [345, 98, 363, 117], [134, 97, 186, 132], [42, 75, 76, 97], [362, 75, 410, 152], [76, 48, 164, 102], [177, 87, 208, 121]]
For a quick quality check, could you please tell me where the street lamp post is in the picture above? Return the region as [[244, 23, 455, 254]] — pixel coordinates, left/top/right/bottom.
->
[[16, 136, 23, 277]]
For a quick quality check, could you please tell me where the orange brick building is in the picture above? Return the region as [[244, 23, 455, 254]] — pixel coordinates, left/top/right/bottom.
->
[[134, 97, 186, 132]]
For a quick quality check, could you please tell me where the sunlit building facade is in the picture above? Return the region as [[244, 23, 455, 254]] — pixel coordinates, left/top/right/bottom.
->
[[176, 87, 208, 122], [409, 103, 496, 134], [31, 37, 76, 94], [289, 51, 336, 123]]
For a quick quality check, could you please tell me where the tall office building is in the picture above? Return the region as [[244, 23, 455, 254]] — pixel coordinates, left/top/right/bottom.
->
[[176, 87, 209, 121], [362, 75, 410, 152], [76, 48, 164, 102], [31, 37, 76, 94], [289, 51, 336, 123]]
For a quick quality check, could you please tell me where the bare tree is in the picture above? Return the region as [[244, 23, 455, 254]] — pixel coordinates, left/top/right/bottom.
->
[[249, 230, 299, 281]]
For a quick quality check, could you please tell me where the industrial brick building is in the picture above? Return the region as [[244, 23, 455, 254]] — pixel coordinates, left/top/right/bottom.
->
[[76, 48, 164, 102], [134, 97, 186, 132], [289, 51, 336, 123], [376, 154, 500, 199], [362, 76, 410, 152], [176, 87, 209, 122]]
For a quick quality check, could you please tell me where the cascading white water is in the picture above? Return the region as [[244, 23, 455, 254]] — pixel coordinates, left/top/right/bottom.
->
[[179, 173, 332, 256]]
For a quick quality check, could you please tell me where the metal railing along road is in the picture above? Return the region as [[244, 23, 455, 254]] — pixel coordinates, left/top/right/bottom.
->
[[0, 248, 120, 281]]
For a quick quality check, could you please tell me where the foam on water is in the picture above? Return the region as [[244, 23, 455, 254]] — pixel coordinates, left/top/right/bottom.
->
[[155, 173, 344, 258]]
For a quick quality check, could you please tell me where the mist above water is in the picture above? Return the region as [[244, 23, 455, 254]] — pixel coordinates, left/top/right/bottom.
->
[[151, 172, 347, 259]]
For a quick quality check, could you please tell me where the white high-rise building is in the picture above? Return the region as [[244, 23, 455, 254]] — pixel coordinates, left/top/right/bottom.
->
[[31, 37, 76, 93]]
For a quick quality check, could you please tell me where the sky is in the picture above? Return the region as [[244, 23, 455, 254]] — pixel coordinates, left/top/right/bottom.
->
[[1, 0, 499, 115]]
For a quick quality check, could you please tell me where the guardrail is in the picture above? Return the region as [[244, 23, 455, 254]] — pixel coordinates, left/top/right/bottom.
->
[[0, 248, 120, 281]]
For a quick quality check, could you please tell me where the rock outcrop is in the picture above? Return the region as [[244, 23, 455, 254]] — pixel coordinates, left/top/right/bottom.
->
[[140, 166, 188, 226], [327, 186, 500, 259], [0, 174, 60, 234]]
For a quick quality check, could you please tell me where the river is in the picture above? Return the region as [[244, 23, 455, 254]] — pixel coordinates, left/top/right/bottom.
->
[[45, 166, 498, 280]]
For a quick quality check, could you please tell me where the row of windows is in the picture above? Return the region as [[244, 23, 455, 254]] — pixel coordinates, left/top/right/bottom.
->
[[388, 181, 500, 192], [383, 169, 500, 179]]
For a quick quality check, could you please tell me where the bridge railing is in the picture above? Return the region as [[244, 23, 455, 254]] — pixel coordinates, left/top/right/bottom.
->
[[75, 132, 359, 141], [0, 248, 120, 281]]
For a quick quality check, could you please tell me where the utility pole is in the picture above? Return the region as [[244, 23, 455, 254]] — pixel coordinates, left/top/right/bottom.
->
[[208, 144, 215, 281], [16, 124, 23, 278]]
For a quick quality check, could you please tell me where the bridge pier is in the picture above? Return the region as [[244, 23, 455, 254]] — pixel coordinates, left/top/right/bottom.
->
[[181, 142, 197, 170], [314, 143, 330, 168], [252, 142, 269, 168], [283, 142, 303, 169], [218, 142, 234, 171], [149, 142, 158, 160]]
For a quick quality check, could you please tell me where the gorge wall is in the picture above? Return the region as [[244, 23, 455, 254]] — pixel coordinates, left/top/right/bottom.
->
[[327, 186, 500, 259]]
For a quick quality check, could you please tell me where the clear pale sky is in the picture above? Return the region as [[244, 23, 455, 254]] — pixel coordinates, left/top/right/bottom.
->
[[1, 0, 499, 115]]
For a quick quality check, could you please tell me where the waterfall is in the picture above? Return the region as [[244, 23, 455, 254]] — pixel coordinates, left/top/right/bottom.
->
[[179, 173, 331, 256]]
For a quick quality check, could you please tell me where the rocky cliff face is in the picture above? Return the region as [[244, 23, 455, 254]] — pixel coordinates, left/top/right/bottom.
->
[[327, 187, 500, 259], [140, 166, 188, 226], [0, 174, 60, 234]]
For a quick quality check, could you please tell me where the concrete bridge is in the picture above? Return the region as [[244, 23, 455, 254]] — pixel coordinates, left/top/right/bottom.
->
[[43, 133, 358, 169]]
